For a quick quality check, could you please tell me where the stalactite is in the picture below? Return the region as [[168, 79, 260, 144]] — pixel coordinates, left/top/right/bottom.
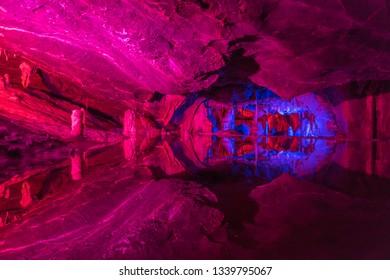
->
[[123, 137, 136, 160], [0, 77, 4, 90]]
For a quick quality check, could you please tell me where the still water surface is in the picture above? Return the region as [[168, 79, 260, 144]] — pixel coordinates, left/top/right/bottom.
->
[[0, 136, 389, 259]]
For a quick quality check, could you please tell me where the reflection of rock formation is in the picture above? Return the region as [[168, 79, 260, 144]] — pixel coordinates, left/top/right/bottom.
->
[[0, 144, 124, 228], [20, 181, 32, 208], [123, 137, 136, 161], [70, 150, 84, 180], [0, 139, 389, 259], [184, 136, 335, 178], [143, 141, 186, 176]]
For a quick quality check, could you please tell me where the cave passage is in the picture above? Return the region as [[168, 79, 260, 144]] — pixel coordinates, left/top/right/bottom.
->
[[0, 56, 389, 260], [0, 0, 390, 260]]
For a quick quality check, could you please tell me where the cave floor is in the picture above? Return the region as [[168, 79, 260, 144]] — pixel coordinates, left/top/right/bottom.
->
[[0, 136, 389, 259]]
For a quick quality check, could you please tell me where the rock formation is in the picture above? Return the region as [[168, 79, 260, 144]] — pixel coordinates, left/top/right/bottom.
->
[[0, 0, 389, 261]]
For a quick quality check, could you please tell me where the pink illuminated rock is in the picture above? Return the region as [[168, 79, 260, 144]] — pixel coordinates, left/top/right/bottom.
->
[[3, 74, 9, 87], [123, 109, 136, 137], [19, 62, 32, 88], [71, 109, 85, 137], [123, 137, 136, 160]]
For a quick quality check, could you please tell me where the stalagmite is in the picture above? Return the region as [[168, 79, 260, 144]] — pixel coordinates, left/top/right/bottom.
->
[[19, 62, 32, 88], [0, 77, 4, 90], [71, 108, 85, 136], [70, 149, 83, 180], [123, 109, 136, 137], [3, 74, 9, 87]]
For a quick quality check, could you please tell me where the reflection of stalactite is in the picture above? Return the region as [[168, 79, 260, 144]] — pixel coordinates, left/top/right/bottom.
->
[[1, 212, 9, 226], [71, 149, 83, 180], [202, 136, 334, 177], [222, 137, 235, 156], [123, 137, 136, 160], [20, 181, 32, 208]]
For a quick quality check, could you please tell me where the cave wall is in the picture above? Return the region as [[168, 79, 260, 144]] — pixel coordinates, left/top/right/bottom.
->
[[318, 81, 390, 139], [376, 93, 390, 139], [0, 0, 389, 105]]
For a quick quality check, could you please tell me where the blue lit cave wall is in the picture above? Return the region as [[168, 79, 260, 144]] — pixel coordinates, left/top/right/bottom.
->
[[183, 84, 337, 138]]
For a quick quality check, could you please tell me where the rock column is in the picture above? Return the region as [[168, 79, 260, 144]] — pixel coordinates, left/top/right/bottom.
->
[[123, 109, 136, 137], [19, 62, 32, 88], [71, 109, 85, 137], [123, 137, 136, 161]]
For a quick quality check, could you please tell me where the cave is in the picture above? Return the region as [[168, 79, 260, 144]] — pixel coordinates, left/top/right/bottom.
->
[[0, 0, 389, 260]]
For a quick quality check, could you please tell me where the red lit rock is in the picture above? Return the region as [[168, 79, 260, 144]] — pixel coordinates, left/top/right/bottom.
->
[[19, 181, 32, 208], [3, 74, 10, 87], [71, 154, 83, 181], [71, 109, 85, 137], [19, 62, 32, 88], [123, 109, 136, 137]]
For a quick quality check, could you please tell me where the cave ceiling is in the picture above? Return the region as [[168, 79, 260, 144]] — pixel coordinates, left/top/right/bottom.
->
[[0, 0, 389, 105]]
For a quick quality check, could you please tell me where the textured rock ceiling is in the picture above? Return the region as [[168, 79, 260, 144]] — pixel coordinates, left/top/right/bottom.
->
[[0, 0, 390, 104]]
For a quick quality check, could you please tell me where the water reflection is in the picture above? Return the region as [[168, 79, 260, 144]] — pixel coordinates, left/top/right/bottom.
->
[[143, 135, 336, 181], [0, 136, 389, 259]]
